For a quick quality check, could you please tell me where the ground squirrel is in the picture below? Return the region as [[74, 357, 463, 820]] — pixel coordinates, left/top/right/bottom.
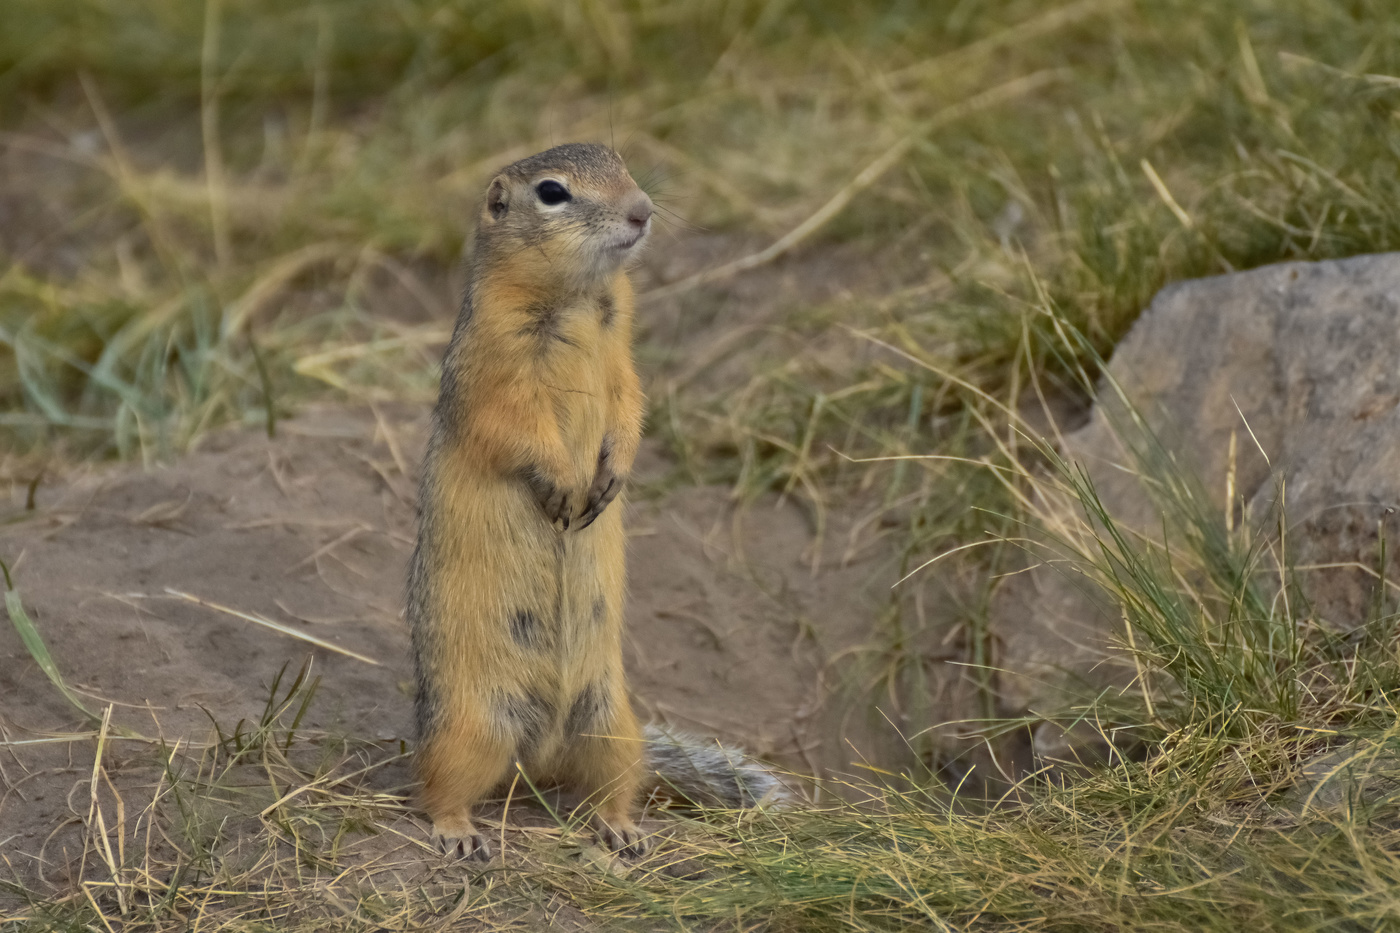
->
[[408, 143, 785, 861]]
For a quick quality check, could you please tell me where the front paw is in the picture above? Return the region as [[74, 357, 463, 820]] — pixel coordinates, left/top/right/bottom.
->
[[523, 469, 575, 531], [577, 457, 623, 531]]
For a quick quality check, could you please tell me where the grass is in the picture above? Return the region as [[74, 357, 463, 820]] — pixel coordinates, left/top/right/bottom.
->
[[599, 380, 1400, 930], [4, 0, 1400, 929], [8, 375, 1400, 930]]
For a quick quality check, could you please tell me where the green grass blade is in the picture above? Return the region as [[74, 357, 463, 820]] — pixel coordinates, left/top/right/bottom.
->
[[2, 562, 101, 725]]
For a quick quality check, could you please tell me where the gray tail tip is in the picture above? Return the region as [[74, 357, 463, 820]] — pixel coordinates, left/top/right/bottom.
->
[[642, 723, 799, 809]]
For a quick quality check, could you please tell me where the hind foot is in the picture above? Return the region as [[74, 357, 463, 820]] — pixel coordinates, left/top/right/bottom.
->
[[433, 813, 492, 861], [595, 817, 650, 858]]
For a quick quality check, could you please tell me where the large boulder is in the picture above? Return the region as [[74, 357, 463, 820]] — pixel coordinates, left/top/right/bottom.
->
[[994, 253, 1400, 718]]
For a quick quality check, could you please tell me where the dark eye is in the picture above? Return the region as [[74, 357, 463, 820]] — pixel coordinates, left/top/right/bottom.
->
[[536, 180, 572, 205]]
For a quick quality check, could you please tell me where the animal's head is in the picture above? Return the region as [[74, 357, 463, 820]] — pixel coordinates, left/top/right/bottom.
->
[[477, 143, 653, 288]]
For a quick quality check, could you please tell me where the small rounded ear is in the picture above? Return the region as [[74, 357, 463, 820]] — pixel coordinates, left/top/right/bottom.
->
[[484, 176, 510, 221]]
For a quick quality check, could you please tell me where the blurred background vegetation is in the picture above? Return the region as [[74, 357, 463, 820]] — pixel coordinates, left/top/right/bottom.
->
[[2, 0, 1397, 471]]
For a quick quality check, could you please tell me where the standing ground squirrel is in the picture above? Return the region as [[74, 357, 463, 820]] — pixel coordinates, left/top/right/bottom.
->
[[410, 142, 791, 864], [410, 143, 788, 861], [409, 143, 652, 860]]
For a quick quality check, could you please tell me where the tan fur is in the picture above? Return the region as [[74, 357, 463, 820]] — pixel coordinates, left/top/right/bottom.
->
[[409, 143, 651, 859]]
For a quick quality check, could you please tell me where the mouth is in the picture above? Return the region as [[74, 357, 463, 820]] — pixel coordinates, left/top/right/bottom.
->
[[611, 222, 650, 251]]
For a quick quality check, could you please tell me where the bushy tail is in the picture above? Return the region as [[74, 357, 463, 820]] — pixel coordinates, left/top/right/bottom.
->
[[642, 725, 794, 809]]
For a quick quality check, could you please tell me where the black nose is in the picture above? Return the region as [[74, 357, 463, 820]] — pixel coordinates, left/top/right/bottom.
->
[[626, 193, 653, 229]]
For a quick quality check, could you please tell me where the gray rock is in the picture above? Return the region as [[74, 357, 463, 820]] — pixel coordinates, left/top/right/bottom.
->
[[994, 253, 1400, 715]]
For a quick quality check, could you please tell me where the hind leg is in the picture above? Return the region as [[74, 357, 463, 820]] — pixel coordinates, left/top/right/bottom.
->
[[417, 709, 514, 861], [552, 677, 648, 855]]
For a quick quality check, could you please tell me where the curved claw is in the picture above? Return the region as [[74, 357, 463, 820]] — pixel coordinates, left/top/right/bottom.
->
[[578, 438, 624, 531], [549, 489, 572, 531], [523, 469, 573, 531], [576, 475, 620, 530], [597, 822, 650, 859], [437, 832, 492, 861]]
